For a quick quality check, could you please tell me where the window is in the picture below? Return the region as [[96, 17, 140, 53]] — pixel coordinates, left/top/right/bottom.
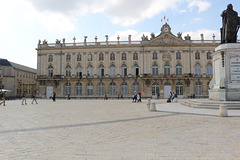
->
[[66, 54, 71, 61], [152, 64, 158, 75], [195, 64, 201, 75], [132, 64, 139, 76], [48, 65, 53, 77], [122, 52, 127, 60], [109, 64, 116, 76], [98, 64, 104, 76], [196, 82, 202, 95], [99, 53, 104, 61], [164, 64, 170, 75], [110, 53, 115, 61], [48, 55, 53, 62], [133, 52, 138, 60], [76, 65, 82, 77], [176, 64, 182, 75], [65, 83, 71, 96], [87, 82, 93, 95], [66, 65, 71, 77], [121, 82, 128, 96], [87, 65, 93, 76], [176, 52, 181, 60], [207, 52, 212, 60], [176, 82, 183, 96], [109, 82, 116, 96], [77, 54, 81, 61], [98, 82, 104, 96], [121, 64, 127, 76], [206, 63, 213, 75], [153, 52, 157, 60], [195, 52, 200, 60], [88, 54, 92, 61], [76, 83, 82, 96], [152, 82, 160, 96], [132, 82, 139, 92]]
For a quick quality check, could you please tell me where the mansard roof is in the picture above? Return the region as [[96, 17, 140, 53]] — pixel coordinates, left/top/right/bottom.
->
[[0, 59, 12, 67]]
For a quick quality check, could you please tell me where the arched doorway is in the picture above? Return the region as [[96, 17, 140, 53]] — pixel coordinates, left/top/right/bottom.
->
[[164, 82, 171, 99], [46, 83, 53, 98]]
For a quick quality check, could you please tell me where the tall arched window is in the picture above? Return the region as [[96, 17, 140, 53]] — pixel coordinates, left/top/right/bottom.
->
[[88, 54, 92, 61], [99, 53, 104, 61], [176, 82, 183, 96], [176, 64, 182, 75], [196, 82, 202, 95], [207, 52, 212, 59], [65, 83, 71, 96], [87, 65, 93, 76], [121, 64, 127, 76], [176, 52, 181, 59], [48, 65, 53, 77], [206, 63, 213, 75], [153, 51, 157, 60], [195, 64, 201, 75], [122, 52, 127, 60], [66, 54, 71, 61], [98, 64, 104, 76], [76, 83, 82, 96], [121, 82, 127, 96], [110, 53, 115, 61], [98, 82, 104, 96], [76, 65, 82, 77], [48, 55, 53, 62], [132, 82, 139, 92], [87, 82, 93, 95], [133, 64, 139, 76], [66, 65, 71, 77], [77, 54, 81, 61], [109, 82, 116, 96], [164, 64, 170, 75], [152, 82, 160, 96], [109, 64, 116, 76], [152, 64, 158, 75], [195, 51, 200, 59], [133, 52, 138, 60]]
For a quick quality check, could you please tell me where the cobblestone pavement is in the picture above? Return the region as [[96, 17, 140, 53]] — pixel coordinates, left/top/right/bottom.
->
[[0, 99, 240, 160]]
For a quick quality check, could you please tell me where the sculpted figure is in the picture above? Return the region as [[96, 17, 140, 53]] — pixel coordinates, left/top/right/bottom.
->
[[221, 4, 239, 43]]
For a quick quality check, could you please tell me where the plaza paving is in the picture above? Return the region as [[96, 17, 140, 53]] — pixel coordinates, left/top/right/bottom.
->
[[0, 98, 240, 160]]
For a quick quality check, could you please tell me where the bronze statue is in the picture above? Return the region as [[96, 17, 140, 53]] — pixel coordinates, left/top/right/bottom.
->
[[221, 4, 240, 43]]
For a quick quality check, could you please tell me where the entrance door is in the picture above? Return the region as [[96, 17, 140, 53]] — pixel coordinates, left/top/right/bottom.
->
[[164, 82, 172, 99], [46, 85, 53, 98]]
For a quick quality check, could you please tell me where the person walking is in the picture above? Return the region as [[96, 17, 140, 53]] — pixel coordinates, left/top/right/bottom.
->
[[31, 91, 38, 104], [52, 92, 56, 102], [22, 91, 27, 105], [0, 91, 6, 106]]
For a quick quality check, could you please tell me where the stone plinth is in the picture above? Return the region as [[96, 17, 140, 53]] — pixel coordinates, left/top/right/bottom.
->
[[209, 43, 240, 101]]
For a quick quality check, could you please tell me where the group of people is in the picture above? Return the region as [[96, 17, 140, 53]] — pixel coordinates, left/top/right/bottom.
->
[[132, 91, 141, 102], [168, 92, 177, 102]]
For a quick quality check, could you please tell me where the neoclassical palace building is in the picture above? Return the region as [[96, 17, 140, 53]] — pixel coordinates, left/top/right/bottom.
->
[[36, 23, 219, 99]]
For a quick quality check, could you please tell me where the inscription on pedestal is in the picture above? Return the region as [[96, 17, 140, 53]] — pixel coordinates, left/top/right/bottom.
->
[[230, 57, 240, 81]]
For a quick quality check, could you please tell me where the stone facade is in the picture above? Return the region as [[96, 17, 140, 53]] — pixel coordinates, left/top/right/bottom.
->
[[36, 23, 219, 99], [0, 59, 37, 98]]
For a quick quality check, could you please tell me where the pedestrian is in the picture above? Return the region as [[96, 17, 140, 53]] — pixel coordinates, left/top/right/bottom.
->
[[22, 91, 27, 105], [137, 93, 140, 102], [0, 91, 6, 106], [133, 91, 137, 102], [138, 91, 141, 102], [68, 93, 70, 100], [104, 93, 108, 100], [31, 91, 38, 104], [52, 92, 56, 102], [157, 92, 160, 99], [171, 92, 175, 102]]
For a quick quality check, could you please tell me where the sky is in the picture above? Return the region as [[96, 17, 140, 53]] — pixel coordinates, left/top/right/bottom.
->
[[0, 0, 239, 69]]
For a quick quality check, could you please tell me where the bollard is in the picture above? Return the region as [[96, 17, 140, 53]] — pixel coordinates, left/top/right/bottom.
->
[[150, 103, 156, 111], [147, 103, 150, 111], [219, 104, 228, 117], [147, 98, 151, 105]]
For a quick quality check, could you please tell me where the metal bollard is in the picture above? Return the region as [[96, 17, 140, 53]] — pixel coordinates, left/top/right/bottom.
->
[[219, 104, 228, 117]]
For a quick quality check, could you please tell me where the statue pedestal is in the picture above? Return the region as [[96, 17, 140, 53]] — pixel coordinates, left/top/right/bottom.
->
[[209, 43, 240, 101]]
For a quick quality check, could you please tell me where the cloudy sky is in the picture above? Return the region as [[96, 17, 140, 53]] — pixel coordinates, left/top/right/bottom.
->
[[0, 0, 239, 69]]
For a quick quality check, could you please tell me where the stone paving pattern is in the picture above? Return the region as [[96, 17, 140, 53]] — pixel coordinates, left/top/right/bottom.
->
[[0, 99, 240, 160]]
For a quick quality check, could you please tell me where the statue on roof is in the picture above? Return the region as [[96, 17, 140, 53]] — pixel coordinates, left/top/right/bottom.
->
[[221, 4, 240, 43]]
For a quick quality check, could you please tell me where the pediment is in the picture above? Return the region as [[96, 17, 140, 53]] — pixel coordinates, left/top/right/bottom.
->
[[144, 33, 189, 46]]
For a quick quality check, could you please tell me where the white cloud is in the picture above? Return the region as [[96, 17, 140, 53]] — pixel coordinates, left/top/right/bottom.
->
[[183, 29, 219, 40], [187, 0, 211, 13], [193, 17, 202, 22]]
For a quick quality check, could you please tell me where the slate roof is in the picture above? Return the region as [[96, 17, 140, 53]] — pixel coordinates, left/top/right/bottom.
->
[[0, 59, 12, 67], [10, 62, 37, 73]]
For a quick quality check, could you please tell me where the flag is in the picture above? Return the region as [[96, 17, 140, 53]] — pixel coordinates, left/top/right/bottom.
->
[[164, 16, 165, 20], [167, 18, 169, 22]]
